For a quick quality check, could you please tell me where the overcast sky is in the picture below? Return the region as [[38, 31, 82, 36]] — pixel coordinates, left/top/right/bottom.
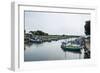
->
[[24, 11, 90, 36]]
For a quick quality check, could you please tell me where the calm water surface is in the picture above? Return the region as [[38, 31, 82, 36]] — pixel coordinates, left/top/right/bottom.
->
[[24, 39, 84, 61]]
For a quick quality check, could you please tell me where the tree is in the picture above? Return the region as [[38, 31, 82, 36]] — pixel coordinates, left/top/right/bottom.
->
[[84, 21, 90, 35], [36, 30, 48, 35], [29, 31, 35, 35], [29, 30, 48, 36]]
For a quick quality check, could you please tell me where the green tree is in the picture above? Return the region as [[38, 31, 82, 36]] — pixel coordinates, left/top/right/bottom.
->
[[84, 21, 90, 35], [29, 30, 48, 36]]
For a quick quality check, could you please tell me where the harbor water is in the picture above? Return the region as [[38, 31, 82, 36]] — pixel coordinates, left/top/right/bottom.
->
[[24, 39, 84, 61]]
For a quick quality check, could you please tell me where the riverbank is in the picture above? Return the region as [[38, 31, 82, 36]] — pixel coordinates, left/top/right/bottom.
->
[[24, 34, 80, 44]]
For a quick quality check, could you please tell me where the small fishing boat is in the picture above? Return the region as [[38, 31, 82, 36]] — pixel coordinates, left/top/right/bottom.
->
[[61, 42, 82, 53]]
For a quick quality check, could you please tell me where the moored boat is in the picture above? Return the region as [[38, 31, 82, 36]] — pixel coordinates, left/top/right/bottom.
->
[[29, 38, 43, 43], [61, 42, 82, 53]]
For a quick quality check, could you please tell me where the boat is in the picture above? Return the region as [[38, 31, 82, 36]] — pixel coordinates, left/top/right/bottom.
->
[[61, 42, 82, 53], [29, 38, 43, 43]]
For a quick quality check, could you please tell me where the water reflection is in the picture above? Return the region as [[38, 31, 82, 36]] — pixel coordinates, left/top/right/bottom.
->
[[24, 39, 84, 61]]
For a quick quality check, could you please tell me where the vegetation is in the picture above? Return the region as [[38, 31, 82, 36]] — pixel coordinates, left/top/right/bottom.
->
[[29, 30, 48, 36], [84, 20, 90, 59], [84, 21, 90, 35]]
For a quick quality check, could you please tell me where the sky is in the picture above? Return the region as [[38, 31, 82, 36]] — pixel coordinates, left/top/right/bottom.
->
[[24, 11, 90, 36]]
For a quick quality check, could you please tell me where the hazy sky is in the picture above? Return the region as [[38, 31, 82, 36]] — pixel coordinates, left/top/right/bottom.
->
[[24, 11, 90, 36]]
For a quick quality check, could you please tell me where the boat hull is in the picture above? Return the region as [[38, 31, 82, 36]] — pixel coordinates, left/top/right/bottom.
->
[[61, 46, 81, 53]]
